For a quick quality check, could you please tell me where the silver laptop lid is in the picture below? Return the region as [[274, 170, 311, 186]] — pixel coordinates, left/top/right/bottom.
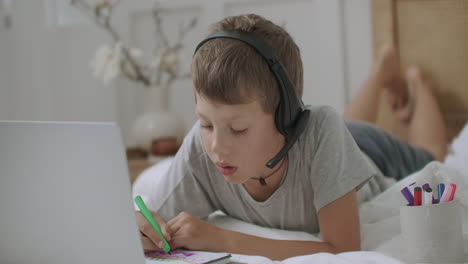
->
[[0, 121, 145, 264]]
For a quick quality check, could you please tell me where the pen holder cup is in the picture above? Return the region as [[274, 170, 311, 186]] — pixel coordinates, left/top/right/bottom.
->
[[400, 200, 465, 263]]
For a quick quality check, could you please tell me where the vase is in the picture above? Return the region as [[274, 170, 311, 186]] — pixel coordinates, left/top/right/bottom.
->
[[131, 85, 184, 154]]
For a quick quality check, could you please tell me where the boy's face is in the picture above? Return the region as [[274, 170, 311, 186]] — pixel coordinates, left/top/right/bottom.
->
[[195, 94, 285, 185]]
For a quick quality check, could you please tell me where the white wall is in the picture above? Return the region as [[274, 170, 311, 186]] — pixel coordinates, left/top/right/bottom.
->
[[0, 0, 372, 147], [343, 0, 373, 101], [0, 8, 11, 119], [0, 0, 118, 122]]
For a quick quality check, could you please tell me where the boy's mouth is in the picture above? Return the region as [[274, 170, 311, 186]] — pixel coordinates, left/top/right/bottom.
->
[[216, 162, 238, 176]]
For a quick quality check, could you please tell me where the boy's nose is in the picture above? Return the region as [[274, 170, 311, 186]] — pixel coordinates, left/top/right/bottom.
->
[[211, 132, 231, 157]]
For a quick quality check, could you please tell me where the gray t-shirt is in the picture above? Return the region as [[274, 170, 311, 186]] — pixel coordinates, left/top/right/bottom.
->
[[142, 105, 387, 234]]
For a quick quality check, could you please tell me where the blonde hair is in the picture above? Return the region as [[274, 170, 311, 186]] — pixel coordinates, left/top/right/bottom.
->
[[192, 14, 303, 113]]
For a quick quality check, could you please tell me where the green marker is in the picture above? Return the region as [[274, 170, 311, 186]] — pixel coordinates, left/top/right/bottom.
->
[[134, 195, 171, 254]]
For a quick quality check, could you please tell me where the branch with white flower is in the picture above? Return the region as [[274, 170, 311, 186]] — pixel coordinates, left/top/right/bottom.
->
[[71, 0, 197, 88]]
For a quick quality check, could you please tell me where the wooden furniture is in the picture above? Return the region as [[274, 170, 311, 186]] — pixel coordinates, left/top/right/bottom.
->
[[126, 148, 175, 184], [371, 0, 468, 142]]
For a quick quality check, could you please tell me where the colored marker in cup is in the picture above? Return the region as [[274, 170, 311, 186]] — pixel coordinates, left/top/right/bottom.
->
[[414, 187, 422, 206], [424, 187, 433, 205], [438, 183, 445, 201], [401, 186, 414, 206]]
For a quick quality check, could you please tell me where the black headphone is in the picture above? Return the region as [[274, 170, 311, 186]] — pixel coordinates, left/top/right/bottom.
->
[[194, 31, 311, 169]]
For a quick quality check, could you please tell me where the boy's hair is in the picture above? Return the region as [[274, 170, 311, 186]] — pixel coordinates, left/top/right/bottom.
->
[[192, 14, 303, 114]]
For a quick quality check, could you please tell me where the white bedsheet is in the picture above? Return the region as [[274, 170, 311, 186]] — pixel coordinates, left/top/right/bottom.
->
[[133, 124, 468, 263]]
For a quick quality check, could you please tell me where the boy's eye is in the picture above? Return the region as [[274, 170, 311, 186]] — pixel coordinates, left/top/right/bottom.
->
[[200, 124, 213, 130], [231, 128, 247, 135]]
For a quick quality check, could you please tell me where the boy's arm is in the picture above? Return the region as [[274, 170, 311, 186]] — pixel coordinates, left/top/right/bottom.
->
[[222, 190, 360, 260], [168, 190, 360, 260]]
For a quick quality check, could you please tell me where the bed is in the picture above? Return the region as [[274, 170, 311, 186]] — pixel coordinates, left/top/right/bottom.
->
[[133, 2, 468, 261], [133, 123, 468, 264]]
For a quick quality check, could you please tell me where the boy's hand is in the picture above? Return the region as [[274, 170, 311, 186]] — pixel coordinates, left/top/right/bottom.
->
[[136, 210, 172, 251], [167, 212, 227, 252]]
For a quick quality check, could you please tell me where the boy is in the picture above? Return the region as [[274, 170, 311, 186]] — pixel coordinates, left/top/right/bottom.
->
[[135, 14, 446, 260]]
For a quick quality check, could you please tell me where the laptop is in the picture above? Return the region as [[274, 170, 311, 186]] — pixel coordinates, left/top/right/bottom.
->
[[0, 121, 145, 264]]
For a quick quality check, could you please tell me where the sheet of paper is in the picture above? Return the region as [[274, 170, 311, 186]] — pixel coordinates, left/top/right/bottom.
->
[[145, 250, 231, 264]]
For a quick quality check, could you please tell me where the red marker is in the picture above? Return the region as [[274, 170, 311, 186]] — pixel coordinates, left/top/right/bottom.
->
[[414, 187, 422, 206]]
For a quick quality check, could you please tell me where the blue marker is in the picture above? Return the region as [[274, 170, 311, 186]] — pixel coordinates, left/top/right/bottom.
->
[[438, 183, 445, 201]]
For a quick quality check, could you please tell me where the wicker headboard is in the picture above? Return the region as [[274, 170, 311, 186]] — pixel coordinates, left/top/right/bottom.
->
[[371, 0, 468, 142]]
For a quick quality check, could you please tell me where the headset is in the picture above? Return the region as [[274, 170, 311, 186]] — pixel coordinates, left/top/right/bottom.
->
[[194, 31, 311, 169]]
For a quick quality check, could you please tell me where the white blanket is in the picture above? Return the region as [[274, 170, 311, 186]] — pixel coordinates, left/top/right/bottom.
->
[[133, 124, 468, 263]]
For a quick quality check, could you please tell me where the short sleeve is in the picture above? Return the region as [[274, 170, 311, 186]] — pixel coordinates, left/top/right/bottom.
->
[[309, 106, 376, 212]]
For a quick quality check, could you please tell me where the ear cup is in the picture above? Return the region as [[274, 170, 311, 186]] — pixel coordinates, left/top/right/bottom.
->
[[274, 101, 285, 135], [270, 61, 303, 138], [266, 109, 310, 168]]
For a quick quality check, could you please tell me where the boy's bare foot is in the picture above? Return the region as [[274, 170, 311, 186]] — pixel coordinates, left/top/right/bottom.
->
[[372, 44, 415, 123], [396, 66, 432, 123], [392, 66, 423, 123], [405, 66, 447, 161], [372, 44, 407, 99]]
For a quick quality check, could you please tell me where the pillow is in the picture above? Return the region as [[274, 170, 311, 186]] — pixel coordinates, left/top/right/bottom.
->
[[444, 122, 468, 171]]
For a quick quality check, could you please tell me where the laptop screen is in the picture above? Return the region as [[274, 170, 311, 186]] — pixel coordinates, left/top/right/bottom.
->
[[0, 121, 145, 264]]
